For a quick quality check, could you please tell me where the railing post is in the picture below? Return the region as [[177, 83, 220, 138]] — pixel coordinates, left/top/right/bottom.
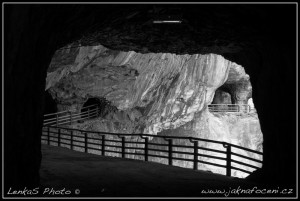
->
[[168, 139, 173, 166], [237, 105, 240, 113], [47, 127, 50, 145], [121, 137, 126, 158], [84, 132, 88, 153], [58, 128, 61, 147], [69, 111, 72, 125], [56, 114, 58, 126], [102, 135, 105, 156], [145, 137, 149, 161], [193, 141, 198, 170], [224, 143, 231, 177], [70, 130, 73, 150]]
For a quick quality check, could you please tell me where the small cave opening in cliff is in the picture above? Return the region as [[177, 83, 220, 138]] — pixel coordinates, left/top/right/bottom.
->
[[81, 97, 118, 119], [81, 97, 101, 110], [80, 97, 101, 119], [209, 63, 257, 114], [211, 88, 232, 104], [43, 90, 57, 114]]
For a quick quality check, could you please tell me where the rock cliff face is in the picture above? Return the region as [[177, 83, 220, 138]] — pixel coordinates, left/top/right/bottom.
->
[[46, 44, 236, 134]]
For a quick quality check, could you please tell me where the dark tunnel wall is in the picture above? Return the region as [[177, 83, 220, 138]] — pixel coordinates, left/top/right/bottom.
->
[[4, 4, 297, 193], [44, 91, 57, 114]]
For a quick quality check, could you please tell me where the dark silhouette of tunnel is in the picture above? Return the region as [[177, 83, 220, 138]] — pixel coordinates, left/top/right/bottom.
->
[[43, 91, 57, 115], [4, 4, 296, 196]]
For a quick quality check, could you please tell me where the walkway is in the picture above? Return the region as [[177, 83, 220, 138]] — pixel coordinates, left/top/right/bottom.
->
[[40, 144, 260, 197]]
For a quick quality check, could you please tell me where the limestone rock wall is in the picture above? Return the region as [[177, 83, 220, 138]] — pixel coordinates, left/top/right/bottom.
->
[[46, 44, 237, 134]]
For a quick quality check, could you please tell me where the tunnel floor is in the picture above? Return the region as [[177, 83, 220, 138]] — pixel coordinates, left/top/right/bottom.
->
[[40, 144, 265, 198]]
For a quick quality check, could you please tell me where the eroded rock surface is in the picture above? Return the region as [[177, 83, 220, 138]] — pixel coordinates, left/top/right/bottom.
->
[[47, 44, 236, 134]]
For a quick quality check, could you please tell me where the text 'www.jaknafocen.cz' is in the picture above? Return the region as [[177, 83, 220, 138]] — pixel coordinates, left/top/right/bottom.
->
[[201, 186, 294, 197]]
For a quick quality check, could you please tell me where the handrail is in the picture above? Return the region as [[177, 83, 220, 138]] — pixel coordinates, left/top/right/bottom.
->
[[43, 109, 71, 117], [43, 113, 98, 126], [41, 125, 263, 178], [208, 104, 253, 113], [43, 104, 98, 117], [43, 105, 100, 126], [209, 104, 249, 106], [45, 125, 262, 156]]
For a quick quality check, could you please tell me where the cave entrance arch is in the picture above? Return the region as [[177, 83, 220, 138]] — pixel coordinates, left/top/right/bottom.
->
[[212, 89, 232, 104], [81, 98, 101, 119], [80, 97, 114, 120]]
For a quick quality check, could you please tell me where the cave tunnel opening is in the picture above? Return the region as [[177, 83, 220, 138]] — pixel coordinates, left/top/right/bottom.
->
[[212, 88, 232, 104], [81, 97, 116, 119], [210, 65, 254, 114], [81, 97, 101, 118], [43, 90, 57, 115]]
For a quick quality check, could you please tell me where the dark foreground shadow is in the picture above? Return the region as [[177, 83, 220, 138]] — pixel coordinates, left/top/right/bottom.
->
[[10, 145, 291, 198]]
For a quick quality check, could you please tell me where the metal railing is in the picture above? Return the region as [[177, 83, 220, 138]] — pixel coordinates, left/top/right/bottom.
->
[[43, 104, 99, 126], [208, 104, 254, 113], [41, 126, 263, 177]]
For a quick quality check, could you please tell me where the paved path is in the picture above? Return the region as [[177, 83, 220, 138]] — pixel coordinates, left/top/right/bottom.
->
[[40, 145, 262, 198]]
